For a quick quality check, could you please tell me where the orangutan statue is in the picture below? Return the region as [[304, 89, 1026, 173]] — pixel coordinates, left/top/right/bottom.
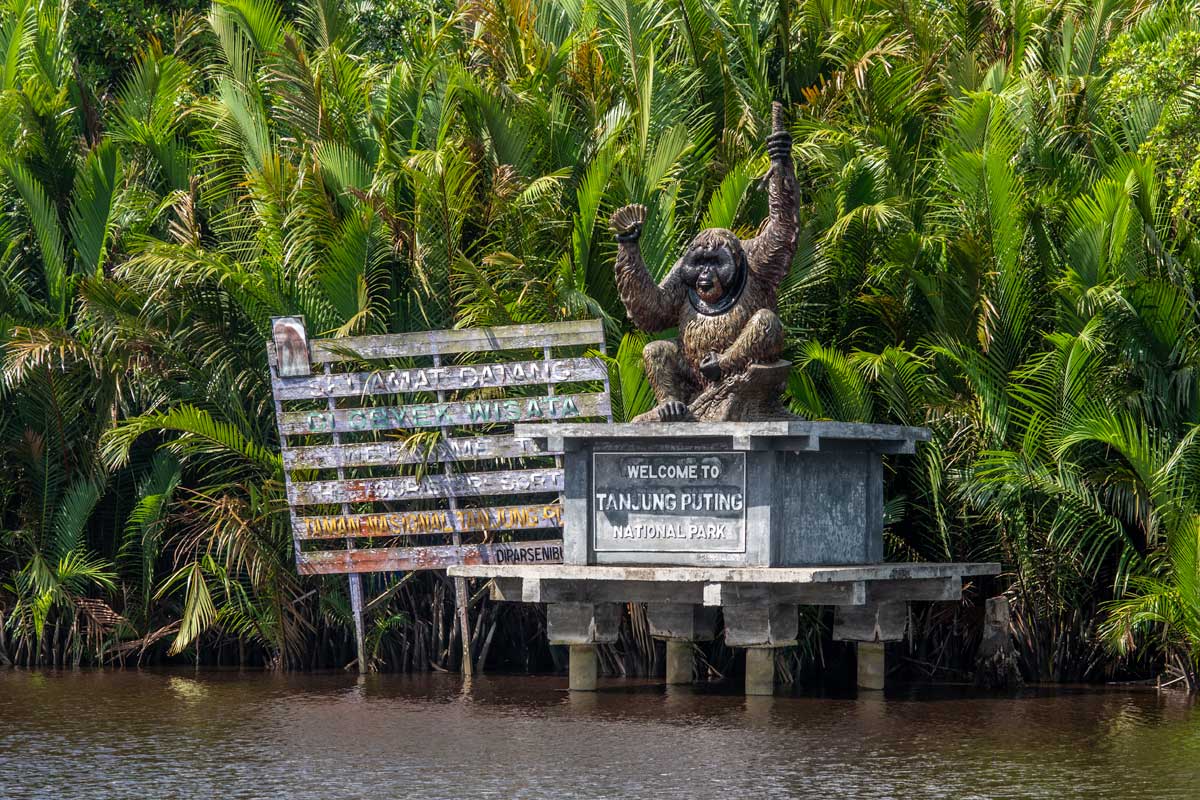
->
[[609, 102, 798, 422]]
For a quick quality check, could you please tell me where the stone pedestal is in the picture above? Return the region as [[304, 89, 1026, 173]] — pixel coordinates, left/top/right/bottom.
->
[[445, 421, 1002, 696], [569, 645, 598, 691], [665, 641, 693, 685], [745, 648, 775, 696], [516, 421, 929, 568]]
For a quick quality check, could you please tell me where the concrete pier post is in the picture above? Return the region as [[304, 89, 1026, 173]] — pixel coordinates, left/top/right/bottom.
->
[[857, 641, 886, 691], [568, 644, 598, 691], [665, 641, 693, 685], [745, 648, 775, 696]]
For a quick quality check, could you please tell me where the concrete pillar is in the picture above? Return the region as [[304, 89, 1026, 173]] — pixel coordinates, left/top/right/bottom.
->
[[665, 640, 693, 685], [857, 641, 885, 691], [745, 648, 775, 696], [568, 644, 598, 691]]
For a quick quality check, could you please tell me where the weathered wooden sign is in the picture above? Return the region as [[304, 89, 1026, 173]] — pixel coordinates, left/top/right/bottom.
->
[[268, 317, 610, 577]]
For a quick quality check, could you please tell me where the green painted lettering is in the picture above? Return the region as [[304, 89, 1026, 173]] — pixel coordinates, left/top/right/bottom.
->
[[413, 405, 430, 426]]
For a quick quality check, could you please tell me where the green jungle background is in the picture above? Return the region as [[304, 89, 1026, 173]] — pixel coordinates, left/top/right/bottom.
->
[[2, 0, 1199, 689]]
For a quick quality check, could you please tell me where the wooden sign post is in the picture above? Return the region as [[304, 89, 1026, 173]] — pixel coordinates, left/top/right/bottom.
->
[[267, 318, 611, 674]]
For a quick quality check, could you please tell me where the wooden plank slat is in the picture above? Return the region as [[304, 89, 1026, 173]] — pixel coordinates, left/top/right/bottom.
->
[[294, 502, 564, 539], [269, 320, 604, 366], [279, 392, 609, 436], [289, 467, 564, 505], [282, 434, 547, 470], [297, 540, 566, 575], [273, 357, 606, 400]]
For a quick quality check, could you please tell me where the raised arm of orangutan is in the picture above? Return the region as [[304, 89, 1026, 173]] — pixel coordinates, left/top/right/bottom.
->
[[743, 101, 798, 291], [609, 204, 687, 333], [608, 103, 797, 422]]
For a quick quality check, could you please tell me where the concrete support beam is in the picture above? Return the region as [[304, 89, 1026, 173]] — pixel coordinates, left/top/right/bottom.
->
[[569, 644, 598, 691], [833, 601, 907, 643], [703, 581, 864, 607], [857, 641, 886, 690], [489, 577, 523, 601], [492, 578, 706, 605], [866, 577, 959, 603], [454, 562, 1003, 585], [547, 602, 621, 645], [665, 641, 693, 685], [724, 603, 798, 647], [499, 577, 957, 606], [647, 604, 719, 641], [745, 648, 775, 695]]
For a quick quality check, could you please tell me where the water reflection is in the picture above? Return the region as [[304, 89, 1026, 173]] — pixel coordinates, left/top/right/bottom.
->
[[2, 670, 1198, 799]]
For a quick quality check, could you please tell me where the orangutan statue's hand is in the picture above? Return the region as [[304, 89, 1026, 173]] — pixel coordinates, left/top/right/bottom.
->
[[659, 400, 690, 422], [610, 203, 647, 243], [766, 101, 792, 162], [699, 351, 723, 382]]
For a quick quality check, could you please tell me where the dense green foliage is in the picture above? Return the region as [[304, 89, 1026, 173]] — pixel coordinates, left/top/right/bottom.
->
[[1, 0, 1199, 687], [70, 0, 208, 87]]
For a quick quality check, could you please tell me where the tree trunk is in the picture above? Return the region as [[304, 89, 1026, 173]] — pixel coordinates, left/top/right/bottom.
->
[[975, 596, 1023, 690]]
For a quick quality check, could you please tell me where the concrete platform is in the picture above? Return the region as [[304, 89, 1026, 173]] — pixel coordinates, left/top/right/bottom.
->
[[454, 420, 1002, 692], [450, 561, 999, 692], [451, 563, 993, 606], [451, 562, 997, 607]]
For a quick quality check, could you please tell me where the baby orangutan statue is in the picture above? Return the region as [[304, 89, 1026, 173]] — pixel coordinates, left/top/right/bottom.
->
[[610, 102, 797, 422]]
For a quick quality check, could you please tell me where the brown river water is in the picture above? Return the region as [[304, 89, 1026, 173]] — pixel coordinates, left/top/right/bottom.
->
[[2, 669, 1199, 799]]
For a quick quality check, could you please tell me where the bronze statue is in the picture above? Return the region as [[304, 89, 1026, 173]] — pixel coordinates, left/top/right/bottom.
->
[[609, 102, 797, 422]]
